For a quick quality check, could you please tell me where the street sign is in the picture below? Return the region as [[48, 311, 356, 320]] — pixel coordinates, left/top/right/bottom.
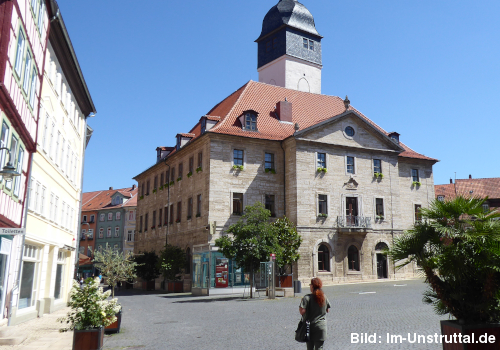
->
[[0, 228, 25, 235], [270, 253, 276, 260]]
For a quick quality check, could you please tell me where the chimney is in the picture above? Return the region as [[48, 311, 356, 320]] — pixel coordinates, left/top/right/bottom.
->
[[109, 187, 113, 190], [276, 100, 292, 123], [132, 185, 136, 190], [450, 179, 453, 184], [388, 132, 400, 144], [469, 174, 472, 179]]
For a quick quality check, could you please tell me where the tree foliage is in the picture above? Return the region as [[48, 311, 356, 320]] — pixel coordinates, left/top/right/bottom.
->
[[158, 245, 186, 281], [93, 244, 138, 298], [215, 202, 302, 296], [134, 251, 161, 283], [388, 196, 500, 324]]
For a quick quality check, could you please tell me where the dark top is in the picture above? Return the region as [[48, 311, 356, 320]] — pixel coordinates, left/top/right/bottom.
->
[[300, 293, 331, 341]]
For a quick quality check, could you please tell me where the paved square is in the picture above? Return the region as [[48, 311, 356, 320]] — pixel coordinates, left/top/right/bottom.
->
[[104, 279, 444, 350]]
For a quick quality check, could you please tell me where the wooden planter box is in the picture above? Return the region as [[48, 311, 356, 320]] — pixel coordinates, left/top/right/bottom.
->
[[105, 310, 122, 334], [441, 320, 500, 350], [167, 281, 183, 293], [73, 327, 104, 350], [276, 275, 293, 288]]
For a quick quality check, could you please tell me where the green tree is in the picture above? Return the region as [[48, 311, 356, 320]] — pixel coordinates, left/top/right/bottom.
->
[[134, 251, 161, 285], [388, 196, 500, 324], [272, 217, 302, 276], [215, 202, 277, 298], [93, 244, 138, 298], [158, 244, 186, 282]]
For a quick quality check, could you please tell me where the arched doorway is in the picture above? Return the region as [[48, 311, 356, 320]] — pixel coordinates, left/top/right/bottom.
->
[[375, 242, 388, 279], [317, 244, 330, 272], [347, 245, 360, 271]]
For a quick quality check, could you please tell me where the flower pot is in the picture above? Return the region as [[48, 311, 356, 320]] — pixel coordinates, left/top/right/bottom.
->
[[73, 327, 104, 350], [440, 320, 500, 350], [105, 310, 122, 334]]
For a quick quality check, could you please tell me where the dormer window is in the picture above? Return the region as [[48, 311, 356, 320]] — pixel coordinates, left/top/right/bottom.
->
[[303, 38, 314, 51], [243, 112, 257, 131]]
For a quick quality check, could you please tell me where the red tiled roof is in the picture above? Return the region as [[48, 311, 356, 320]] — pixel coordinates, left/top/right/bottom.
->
[[206, 81, 436, 161], [82, 187, 138, 211], [435, 178, 500, 200], [178, 133, 195, 138], [205, 116, 221, 121], [123, 195, 138, 207]]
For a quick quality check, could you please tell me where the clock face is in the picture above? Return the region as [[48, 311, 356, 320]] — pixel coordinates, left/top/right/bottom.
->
[[345, 126, 355, 137]]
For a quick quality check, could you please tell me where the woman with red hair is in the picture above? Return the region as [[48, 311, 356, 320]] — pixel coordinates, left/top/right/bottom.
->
[[299, 278, 331, 350]]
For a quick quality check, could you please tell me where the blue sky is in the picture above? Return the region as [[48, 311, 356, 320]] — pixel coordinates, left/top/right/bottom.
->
[[59, 0, 500, 192]]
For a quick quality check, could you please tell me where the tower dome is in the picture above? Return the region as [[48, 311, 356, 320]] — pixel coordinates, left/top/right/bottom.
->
[[257, 0, 321, 41]]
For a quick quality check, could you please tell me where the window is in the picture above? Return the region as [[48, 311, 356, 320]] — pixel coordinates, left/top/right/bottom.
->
[[348, 246, 360, 271], [233, 149, 244, 166], [154, 175, 157, 190], [373, 159, 382, 174], [318, 195, 328, 215], [90, 215, 95, 223], [482, 203, 489, 213], [116, 212, 121, 221], [272, 37, 278, 49], [40, 186, 46, 215], [176, 201, 182, 222], [318, 244, 330, 271], [23, 51, 32, 93], [114, 244, 119, 251], [244, 113, 257, 131], [345, 126, 355, 137], [265, 153, 274, 170], [169, 204, 174, 224], [14, 30, 25, 76], [414, 204, 422, 222], [303, 38, 308, 49], [29, 68, 37, 108], [81, 229, 86, 240], [54, 196, 59, 223], [196, 194, 202, 217], [100, 214, 105, 222], [437, 196, 444, 202], [37, 1, 44, 30], [97, 245, 102, 253], [86, 247, 92, 258], [187, 197, 193, 219], [178, 163, 183, 179], [166, 170, 170, 185], [83, 215, 87, 223], [139, 216, 143, 232], [347, 156, 355, 174], [115, 227, 120, 237], [87, 229, 93, 239], [265, 195, 275, 217], [42, 114, 49, 151], [158, 208, 162, 226], [189, 157, 194, 174], [152, 210, 156, 228], [108, 213, 113, 221], [171, 167, 175, 182], [99, 228, 103, 238], [412, 169, 419, 182], [160, 173, 164, 187], [0, 122, 9, 183], [233, 193, 243, 215], [107, 227, 111, 237], [19, 244, 40, 309], [317, 153, 326, 169], [61, 202, 66, 227], [266, 40, 271, 52], [141, 183, 145, 197], [376, 198, 384, 217], [49, 193, 54, 220], [128, 211, 134, 221], [127, 230, 133, 242], [146, 180, 150, 195], [5, 135, 18, 190], [185, 247, 191, 274], [55, 132, 60, 165], [198, 152, 202, 168], [34, 182, 40, 212]]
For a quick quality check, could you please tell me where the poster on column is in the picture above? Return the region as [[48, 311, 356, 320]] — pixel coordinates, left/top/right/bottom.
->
[[215, 258, 229, 288]]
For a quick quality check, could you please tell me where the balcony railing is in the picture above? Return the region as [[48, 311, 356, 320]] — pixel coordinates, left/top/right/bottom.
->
[[337, 216, 372, 228]]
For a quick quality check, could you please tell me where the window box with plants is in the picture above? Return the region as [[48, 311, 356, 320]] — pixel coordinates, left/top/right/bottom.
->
[[376, 215, 385, 221], [175, 219, 181, 223], [187, 171, 193, 178], [176, 177, 182, 182], [196, 213, 201, 218], [139, 195, 144, 200], [412, 181, 422, 187], [169, 181, 175, 186], [318, 213, 328, 218], [151, 226, 155, 230], [159, 185, 164, 191], [153, 188, 157, 194], [187, 215, 192, 220], [374, 172, 384, 179], [388, 197, 500, 350], [317, 167, 327, 173], [265, 168, 276, 174], [196, 166, 202, 173], [233, 165, 244, 171]]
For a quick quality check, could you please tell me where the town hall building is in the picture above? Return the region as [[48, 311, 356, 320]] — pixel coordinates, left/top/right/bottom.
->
[[134, 0, 437, 294]]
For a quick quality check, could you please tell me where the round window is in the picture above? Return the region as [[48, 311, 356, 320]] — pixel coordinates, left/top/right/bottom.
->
[[345, 126, 355, 137]]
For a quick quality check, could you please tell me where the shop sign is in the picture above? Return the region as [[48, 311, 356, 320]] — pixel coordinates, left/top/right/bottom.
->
[[0, 228, 25, 235]]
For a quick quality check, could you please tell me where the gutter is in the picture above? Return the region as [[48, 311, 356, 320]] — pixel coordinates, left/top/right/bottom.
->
[[280, 141, 286, 217]]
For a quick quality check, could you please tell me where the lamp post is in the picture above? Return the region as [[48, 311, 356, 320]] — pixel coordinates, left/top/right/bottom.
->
[[0, 147, 20, 181]]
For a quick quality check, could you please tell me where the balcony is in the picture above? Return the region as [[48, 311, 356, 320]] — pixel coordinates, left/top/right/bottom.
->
[[337, 216, 372, 229]]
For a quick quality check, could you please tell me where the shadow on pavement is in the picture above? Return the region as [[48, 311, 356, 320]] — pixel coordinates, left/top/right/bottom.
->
[[171, 296, 252, 303]]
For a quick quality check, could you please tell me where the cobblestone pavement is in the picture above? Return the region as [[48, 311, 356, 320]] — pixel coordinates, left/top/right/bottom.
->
[[104, 279, 444, 350], [0, 307, 72, 350]]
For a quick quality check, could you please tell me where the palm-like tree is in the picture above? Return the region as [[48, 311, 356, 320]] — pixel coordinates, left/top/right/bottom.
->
[[388, 196, 500, 324]]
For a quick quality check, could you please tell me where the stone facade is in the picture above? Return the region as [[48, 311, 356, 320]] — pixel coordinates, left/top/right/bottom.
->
[[134, 112, 436, 289]]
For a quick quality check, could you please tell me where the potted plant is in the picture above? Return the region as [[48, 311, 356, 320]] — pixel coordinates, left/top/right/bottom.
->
[[187, 171, 193, 178], [158, 244, 186, 293], [412, 181, 422, 187], [317, 167, 327, 173], [177, 176, 182, 182], [374, 172, 384, 179], [169, 181, 175, 186], [134, 251, 161, 291], [265, 168, 276, 174], [93, 244, 138, 334], [318, 213, 328, 218], [196, 166, 202, 173], [388, 196, 500, 350], [58, 277, 121, 350], [233, 164, 244, 171]]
